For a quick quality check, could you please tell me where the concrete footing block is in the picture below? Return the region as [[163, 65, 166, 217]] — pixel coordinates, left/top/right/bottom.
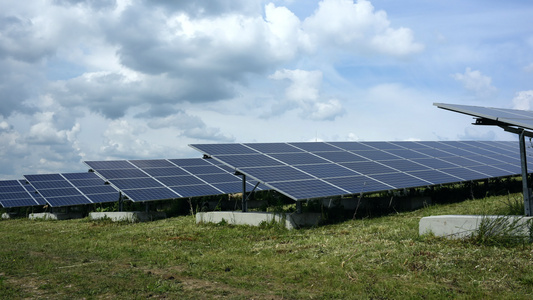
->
[[419, 215, 533, 239], [89, 211, 167, 223], [196, 211, 322, 229], [2, 212, 18, 219], [29, 212, 83, 220]]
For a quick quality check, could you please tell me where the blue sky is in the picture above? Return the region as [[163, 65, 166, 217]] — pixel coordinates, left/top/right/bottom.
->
[[0, 0, 532, 179]]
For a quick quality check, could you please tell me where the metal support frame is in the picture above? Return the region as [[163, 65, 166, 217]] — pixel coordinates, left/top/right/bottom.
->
[[235, 171, 261, 213], [241, 174, 247, 212], [519, 130, 533, 216], [476, 120, 533, 216], [118, 192, 124, 212], [296, 201, 303, 214]]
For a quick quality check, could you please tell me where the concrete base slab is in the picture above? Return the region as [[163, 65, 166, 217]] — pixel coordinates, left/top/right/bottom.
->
[[29, 212, 83, 220], [2, 212, 18, 219], [89, 211, 167, 223], [419, 215, 533, 239], [196, 211, 322, 229]]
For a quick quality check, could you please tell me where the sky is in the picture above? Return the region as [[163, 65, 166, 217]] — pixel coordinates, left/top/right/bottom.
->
[[1, 0, 532, 179]]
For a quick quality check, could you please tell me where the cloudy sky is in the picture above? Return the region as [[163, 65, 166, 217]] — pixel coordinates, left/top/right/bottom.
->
[[1, 0, 532, 179]]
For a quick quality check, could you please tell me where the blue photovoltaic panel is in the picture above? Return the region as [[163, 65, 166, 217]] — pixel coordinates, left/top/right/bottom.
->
[[85, 160, 135, 170], [246, 142, 303, 154], [269, 153, 329, 165], [23, 172, 120, 207], [0, 180, 43, 208], [313, 151, 369, 163], [84, 158, 268, 202], [190, 141, 529, 201], [435, 103, 533, 131], [211, 154, 284, 168], [295, 164, 360, 178]]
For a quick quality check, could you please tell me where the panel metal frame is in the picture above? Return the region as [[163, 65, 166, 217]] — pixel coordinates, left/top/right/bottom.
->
[[435, 103, 533, 215]]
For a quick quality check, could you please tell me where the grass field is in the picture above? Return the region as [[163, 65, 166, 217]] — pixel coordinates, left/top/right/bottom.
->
[[1, 193, 532, 299]]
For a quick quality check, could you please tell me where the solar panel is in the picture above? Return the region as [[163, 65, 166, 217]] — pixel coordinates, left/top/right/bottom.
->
[[0, 180, 44, 208], [84, 158, 268, 202], [190, 141, 528, 201], [23, 172, 119, 207], [435, 103, 533, 131]]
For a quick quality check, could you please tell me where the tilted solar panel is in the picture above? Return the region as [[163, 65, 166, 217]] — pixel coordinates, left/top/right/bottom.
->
[[190, 141, 529, 201], [435, 103, 533, 131], [0, 180, 45, 208], [84, 158, 267, 202], [24, 172, 119, 207]]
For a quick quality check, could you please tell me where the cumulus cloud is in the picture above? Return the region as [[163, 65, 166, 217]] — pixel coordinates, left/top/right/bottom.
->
[[269, 69, 345, 121], [512, 90, 533, 110], [302, 0, 424, 56], [452, 67, 497, 97]]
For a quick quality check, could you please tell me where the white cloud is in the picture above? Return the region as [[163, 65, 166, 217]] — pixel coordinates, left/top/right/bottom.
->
[[269, 68, 345, 121], [302, 0, 424, 57], [452, 67, 497, 97], [512, 90, 533, 110]]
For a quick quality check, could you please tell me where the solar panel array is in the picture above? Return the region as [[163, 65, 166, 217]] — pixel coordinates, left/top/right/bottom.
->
[[190, 141, 527, 201], [0, 180, 47, 208], [23, 172, 119, 207], [435, 103, 533, 131], [84, 158, 266, 202]]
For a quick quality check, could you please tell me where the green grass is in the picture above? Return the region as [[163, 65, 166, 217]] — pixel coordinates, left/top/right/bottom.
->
[[1, 193, 532, 299]]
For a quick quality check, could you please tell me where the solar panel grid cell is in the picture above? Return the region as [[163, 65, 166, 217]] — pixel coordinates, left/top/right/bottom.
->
[[214, 154, 284, 168], [246, 143, 302, 153], [241, 166, 314, 182], [324, 176, 393, 194], [0, 191, 32, 200], [24, 174, 64, 182], [62, 172, 100, 180], [30, 180, 73, 190], [180, 165, 227, 175], [289, 142, 340, 152], [328, 142, 375, 151], [350, 150, 399, 161], [156, 175, 205, 187], [313, 151, 369, 163], [0, 180, 21, 187], [268, 179, 349, 200], [407, 169, 462, 185], [341, 161, 396, 175], [196, 173, 241, 184], [379, 160, 430, 172], [269, 153, 329, 165], [294, 163, 359, 178], [69, 178, 109, 187], [85, 160, 135, 170], [370, 173, 431, 189], [168, 158, 215, 166], [129, 159, 175, 168], [122, 188, 179, 202], [1, 199, 40, 208], [96, 169, 148, 180], [169, 185, 222, 197], [142, 167, 189, 177]]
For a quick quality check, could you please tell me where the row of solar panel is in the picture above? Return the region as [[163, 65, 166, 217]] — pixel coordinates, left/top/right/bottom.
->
[[84, 158, 267, 203], [0, 158, 260, 208], [1, 140, 529, 208], [189, 141, 529, 200]]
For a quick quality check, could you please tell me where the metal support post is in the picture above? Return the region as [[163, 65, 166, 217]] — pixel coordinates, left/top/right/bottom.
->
[[118, 193, 124, 212], [296, 201, 303, 214], [519, 130, 533, 216], [242, 174, 247, 212]]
